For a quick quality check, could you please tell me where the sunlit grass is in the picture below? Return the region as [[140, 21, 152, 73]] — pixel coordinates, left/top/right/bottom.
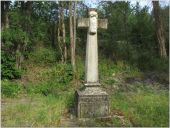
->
[[2, 92, 74, 127], [1, 57, 169, 127], [111, 90, 169, 127]]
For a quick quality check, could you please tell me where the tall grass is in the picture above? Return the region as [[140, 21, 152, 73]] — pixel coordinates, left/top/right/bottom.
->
[[111, 90, 169, 127], [2, 92, 75, 127], [2, 53, 169, 127]]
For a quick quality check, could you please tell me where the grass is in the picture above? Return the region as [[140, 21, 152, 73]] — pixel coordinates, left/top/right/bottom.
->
[[2, 92, 75, 127], [1, 49, 169, 127], [110, 90, 169, 127]]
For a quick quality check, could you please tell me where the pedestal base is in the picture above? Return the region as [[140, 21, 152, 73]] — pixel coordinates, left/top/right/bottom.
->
[[76, 86, 109, 118]]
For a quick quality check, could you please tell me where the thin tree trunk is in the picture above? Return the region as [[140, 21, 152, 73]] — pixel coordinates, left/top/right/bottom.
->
[[2, 1, 9, 30], [58, 3, 64, 63], [16, 44, 21, 69], [18, 1, 33, 69], [58, 23, 64, 63], [73, 1, 77, 73], [61, 2, 67, 63], [152, 1, 167, 58], [69, 1, 75, 71], [1, 1, 5, 30]]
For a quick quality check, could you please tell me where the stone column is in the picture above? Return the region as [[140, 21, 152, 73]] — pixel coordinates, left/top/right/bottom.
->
[[85, 20, 99, 85]]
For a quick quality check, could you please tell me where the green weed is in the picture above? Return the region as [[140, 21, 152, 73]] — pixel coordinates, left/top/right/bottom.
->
[[28, 47, 57, 65], [111, 90, 169, 127], [1, 80, 22, 98], [2, 92, 75, 127]]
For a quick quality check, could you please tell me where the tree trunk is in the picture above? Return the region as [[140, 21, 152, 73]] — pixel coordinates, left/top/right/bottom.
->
[[69, 1, 77, 75], [1, 1, 10, 30], [152, 1, 167, 58], [61, 2, 67, 63], [58, 26, 64, 63], [70, 1, 76, 74], [73, 1, 77, 73], [57, 2, 64, 63], [17, 1, 33, 69], [16, 44, 22, 69]]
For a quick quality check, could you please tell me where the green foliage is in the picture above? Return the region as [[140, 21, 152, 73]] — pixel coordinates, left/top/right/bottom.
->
[[2, 93, 75, 127], [28, 47, 57, 65], [96, 1, 168, 73], [1, 1, 169, 127], [1, 25, 29, 80], [99, 59, 141, 78], [25, 63, 73, 95], [2, 80, 22, 98], [111, 90, 169, 127], [42, 64, 73, 83], [2, 28, 29, 50], [130, 51, 169, 72], [1, 51, 22, 79], [148, 57, 169, 72], [26, 80, 70, 96], [2, 28, 29, 46], [76, 57, 85, 80]]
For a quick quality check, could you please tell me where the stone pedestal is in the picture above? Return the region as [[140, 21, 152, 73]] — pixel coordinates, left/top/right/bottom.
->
[[76, 86, 109, 118]]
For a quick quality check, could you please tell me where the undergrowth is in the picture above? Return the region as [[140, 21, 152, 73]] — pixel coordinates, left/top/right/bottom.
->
[[110, 90, 169, 127], [2, 92, 75, 127], [1, 48, 169, 127]]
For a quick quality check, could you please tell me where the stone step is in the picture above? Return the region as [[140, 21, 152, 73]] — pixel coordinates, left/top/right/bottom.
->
[[59, 115, 78, 127]]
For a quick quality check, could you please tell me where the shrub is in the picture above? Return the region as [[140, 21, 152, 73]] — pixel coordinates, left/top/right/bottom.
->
[[28, 47, 57, 65], [1, 51, 22, 79], [2, 80, 22, 97], [26, 67, 73, 95], [42, 64, 73, 84], [150, 57, 169, 72]]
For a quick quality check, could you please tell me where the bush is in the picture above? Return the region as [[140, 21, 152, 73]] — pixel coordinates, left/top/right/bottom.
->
[[26, 80, 71, 96], [150, 57, 169, 72], [137, 55, 168, 72], [41, 63, 73, 84], [2, 80, 22, 97], [25, 63, 73, 95], [1, 51, 22, 79], [29, 47, 57, 65]]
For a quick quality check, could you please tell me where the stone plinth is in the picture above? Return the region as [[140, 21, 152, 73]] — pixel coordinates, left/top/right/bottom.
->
[[76, 87, 109, 118]]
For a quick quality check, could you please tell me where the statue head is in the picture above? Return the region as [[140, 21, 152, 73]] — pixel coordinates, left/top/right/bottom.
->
[[89, 9, 98, 34]]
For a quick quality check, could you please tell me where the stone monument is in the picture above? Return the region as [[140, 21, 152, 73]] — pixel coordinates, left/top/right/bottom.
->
[[76, 8, 109, 118]]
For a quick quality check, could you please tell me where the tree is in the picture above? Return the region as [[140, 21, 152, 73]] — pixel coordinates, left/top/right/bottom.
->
[[73, 1, 77, 72], [73, 1, 77, 66], [152, 1, 167, 58], [160, 6, 169, 54], [58, 2, 67, 63], [69, 1, 76, 74], [1, 1, 10, 30]]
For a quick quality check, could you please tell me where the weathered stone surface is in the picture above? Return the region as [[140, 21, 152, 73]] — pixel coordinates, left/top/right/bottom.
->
[[77, 10, 108, 84], [84, 82, 101, 87], [98, 19, 108, 29], [76, 9, 109, 119], [78, 18, 89, 28], [76, 87, 109, 118]]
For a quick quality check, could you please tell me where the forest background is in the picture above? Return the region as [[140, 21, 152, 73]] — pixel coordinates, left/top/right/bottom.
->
[[1, 0, 169, 127]]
